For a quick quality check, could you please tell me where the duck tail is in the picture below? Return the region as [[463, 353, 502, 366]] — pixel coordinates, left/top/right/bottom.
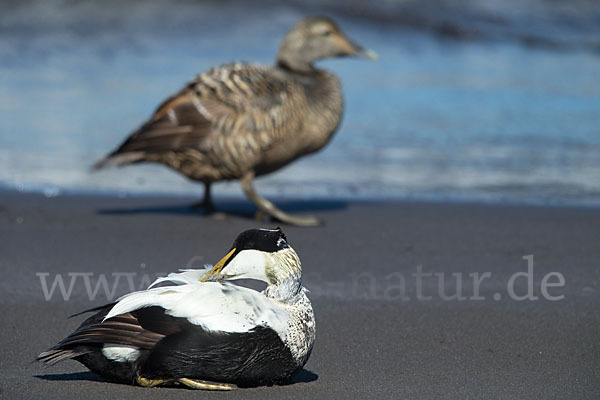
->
[[36, 348, 83, 366], [91, 152, 145, 171]]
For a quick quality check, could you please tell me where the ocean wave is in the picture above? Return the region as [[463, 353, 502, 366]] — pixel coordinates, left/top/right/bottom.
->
[[2, 0, 600, 53]]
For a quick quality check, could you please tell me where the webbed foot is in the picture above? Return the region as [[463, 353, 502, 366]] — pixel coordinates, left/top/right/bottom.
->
[[178, 377, 234, 390]]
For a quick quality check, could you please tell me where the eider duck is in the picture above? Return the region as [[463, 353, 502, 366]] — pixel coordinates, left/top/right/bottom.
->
[[93, 17, 376, 226], [37, 228, 315, 390]]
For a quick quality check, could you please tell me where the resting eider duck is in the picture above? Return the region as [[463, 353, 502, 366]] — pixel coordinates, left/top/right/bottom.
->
[[37, 228, 315, 390], [92, 17, 376, 226]]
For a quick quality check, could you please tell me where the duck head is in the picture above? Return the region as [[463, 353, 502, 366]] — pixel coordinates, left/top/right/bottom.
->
[[276, 16, 377, 72], [201, 228, 301, 286]]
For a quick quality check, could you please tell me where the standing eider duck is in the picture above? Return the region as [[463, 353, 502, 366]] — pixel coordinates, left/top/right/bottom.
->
[[37, 228, 315, 390], [93, 17, 376, 226]]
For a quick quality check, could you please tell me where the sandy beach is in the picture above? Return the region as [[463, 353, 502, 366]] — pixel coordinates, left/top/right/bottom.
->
[[2, 0, 599, 398], [1, 189, 598, 399]]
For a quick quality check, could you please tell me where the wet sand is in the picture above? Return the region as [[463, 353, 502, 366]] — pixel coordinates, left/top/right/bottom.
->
[[1, 190, 599, 399]]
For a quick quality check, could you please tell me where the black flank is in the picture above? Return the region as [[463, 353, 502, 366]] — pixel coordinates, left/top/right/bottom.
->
[[141, 325, 300, 387], [38, 304, 301, 387]]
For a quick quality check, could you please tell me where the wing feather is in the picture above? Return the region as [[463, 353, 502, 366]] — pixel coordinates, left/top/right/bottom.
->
[[147, 267, 212, 288], [37, 305, 193, 365], [95, 63, 294, 168], [105, 282, 290, 339], [108, 89, 215, 155]]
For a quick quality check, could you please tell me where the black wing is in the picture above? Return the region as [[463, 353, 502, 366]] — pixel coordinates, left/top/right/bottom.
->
[[36, 305, 182, 365]]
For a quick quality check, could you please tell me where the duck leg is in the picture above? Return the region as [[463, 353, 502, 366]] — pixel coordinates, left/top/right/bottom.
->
[[240, 171, 322, 227], [189, 182, 215, 211], [178, 378, 234, 390]]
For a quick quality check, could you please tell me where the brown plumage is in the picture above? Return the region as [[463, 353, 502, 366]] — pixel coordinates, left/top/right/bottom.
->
[[94, 17, 376, 226]]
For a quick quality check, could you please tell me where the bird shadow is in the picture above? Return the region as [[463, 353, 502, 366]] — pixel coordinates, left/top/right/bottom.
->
[[281, 369, 319, 385], [34, 371, 108, 383], [34, 369, 318, 386], [98, 198, 348, 221]]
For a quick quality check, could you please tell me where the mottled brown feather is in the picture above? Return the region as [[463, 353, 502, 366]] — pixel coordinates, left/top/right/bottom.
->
[[94, 17, 365, 191]]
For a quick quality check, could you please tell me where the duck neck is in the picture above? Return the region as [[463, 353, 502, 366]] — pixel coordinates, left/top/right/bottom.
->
[[264, 276, 302, 302], [276, 58, 315, 74]]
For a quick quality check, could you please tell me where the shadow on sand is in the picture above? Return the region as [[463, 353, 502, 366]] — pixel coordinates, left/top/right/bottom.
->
[[35, 368, 318, 387], [282, 369, 319, 385], [98, 199, 348, 221], [35, 371, 108, 383]]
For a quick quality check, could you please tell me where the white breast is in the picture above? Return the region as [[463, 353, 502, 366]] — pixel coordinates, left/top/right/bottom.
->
[[279, 288, 316, 363]]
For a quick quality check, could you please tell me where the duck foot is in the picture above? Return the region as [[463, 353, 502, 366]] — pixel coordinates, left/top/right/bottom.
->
[[136, 376, 170, 388], [189, 201, 228, 220], [178, 378, 234, 390], [188, 200, 214, 212], [241, 172, 322, 227], [189, 182, 215, 212], [136, 376, 233, 390]]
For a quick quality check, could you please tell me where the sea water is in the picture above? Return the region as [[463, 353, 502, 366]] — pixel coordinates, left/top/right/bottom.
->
[[1, 0, 599, 205]]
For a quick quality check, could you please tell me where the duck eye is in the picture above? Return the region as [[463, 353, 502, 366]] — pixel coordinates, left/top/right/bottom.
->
[[277, 237, 288, 248], [322, 30, 332, 36]]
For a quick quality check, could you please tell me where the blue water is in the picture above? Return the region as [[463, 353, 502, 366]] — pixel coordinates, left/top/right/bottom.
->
[[1, 1, 599, 205]]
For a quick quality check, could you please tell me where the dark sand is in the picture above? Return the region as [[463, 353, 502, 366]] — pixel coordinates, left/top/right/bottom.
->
[[1, 190, 599, 399]]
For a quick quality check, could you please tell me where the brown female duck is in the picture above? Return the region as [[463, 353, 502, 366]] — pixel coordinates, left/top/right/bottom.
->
[[93, 17, 376, 226]]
